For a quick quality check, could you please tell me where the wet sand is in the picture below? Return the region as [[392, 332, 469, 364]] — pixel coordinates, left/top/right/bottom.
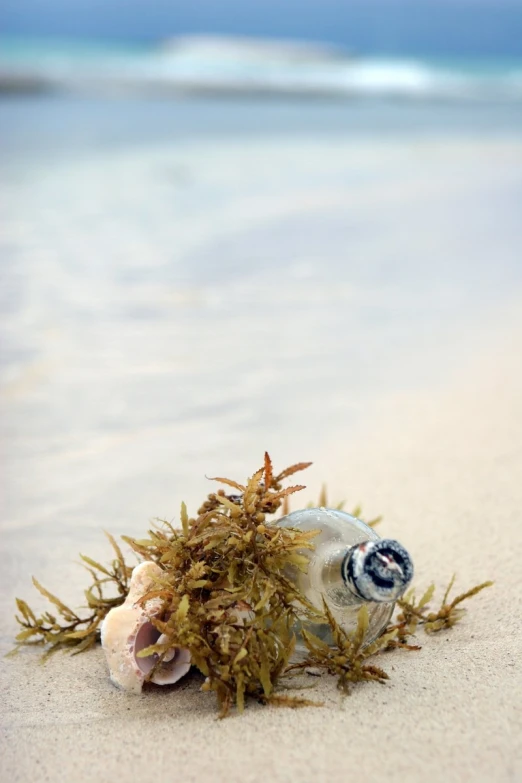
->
[[1, 134, 522, 782]]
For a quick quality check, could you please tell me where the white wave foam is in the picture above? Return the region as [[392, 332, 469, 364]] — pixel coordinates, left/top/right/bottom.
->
[[1, 37, 521, 100]]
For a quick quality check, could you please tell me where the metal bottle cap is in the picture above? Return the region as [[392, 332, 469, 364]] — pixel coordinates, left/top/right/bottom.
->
[[342, 538, 414, 602]]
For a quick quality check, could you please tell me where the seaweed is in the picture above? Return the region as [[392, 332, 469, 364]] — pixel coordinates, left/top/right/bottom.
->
[[12, 532, 132, 659], [394, 576, 494, 637], [12, 454, 493, 716], [306, 486, 382, 527], [123, 454, 321, 716], [288, 601, 398, 693]]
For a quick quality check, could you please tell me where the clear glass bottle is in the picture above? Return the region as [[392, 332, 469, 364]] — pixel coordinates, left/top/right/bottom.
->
[[276, 507, 414, 652]]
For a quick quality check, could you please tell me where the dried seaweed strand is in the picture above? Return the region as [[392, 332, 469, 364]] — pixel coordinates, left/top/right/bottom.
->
[[391, 577, 494, 641], [12, 532, 132, 659]]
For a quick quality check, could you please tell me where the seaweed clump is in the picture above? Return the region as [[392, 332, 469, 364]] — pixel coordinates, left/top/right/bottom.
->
[[13, 454, 493, 717], [289, 601, 397, 693], [122, 455, 323, 716], [391, 577, 493, 640]]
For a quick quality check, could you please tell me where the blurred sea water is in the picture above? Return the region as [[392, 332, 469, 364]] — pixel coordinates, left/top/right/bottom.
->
[[2, 35, 522, 101], [1, 36, 522, 549], [2, 36, 522, 163]]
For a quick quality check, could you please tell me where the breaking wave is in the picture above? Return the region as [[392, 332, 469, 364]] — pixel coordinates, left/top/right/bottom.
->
[[1, 37, 522, 101]]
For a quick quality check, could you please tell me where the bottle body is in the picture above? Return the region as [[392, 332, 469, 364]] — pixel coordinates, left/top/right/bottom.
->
[[277, 508, 401, 652]]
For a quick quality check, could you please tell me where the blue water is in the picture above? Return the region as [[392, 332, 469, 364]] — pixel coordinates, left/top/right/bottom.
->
[[2, 38, 522, 549], [0, 95, 521, 169], [2, 36, 522, 164], [2, 36, 522, 101]]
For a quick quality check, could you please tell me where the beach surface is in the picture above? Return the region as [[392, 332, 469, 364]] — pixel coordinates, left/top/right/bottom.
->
[[1, 121, 522, 782]]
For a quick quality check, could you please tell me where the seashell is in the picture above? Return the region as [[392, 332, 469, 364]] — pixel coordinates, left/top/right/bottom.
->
[[101, 561, 191, 694]]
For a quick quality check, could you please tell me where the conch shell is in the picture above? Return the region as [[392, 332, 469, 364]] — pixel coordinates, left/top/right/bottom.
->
[[101, 561, 191, 693]]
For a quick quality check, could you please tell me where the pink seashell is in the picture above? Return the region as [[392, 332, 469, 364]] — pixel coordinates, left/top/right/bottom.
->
[[101, 561, 191, 693]]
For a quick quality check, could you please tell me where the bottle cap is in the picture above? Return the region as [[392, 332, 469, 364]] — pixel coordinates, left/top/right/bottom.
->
[[342, 539, 414, 602]]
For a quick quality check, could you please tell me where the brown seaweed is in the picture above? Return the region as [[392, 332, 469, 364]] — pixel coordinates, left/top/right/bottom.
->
[[12, 454, 493, 716], [13, 533, 132, 659]]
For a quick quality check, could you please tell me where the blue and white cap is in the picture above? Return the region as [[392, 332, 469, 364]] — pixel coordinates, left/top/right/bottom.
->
[[342, 539, 414, 602]]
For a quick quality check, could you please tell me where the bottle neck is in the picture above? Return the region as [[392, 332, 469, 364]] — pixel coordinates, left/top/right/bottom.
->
[[319, 543, 365, 608]]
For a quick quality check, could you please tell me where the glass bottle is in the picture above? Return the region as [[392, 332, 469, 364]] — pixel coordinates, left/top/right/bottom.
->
[[276, 507, 414, 652]]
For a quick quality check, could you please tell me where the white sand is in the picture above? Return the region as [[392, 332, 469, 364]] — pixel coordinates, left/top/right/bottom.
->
[[1, 136, 522, 782]]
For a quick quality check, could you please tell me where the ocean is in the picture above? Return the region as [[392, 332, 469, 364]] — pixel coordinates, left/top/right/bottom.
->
[[2, 36, 522, 100], [2, 36, 522, 531], [1, 36, 522, 162]]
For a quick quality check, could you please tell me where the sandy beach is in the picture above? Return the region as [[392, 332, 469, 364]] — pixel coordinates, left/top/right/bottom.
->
[[1, 126, 522, 781]]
